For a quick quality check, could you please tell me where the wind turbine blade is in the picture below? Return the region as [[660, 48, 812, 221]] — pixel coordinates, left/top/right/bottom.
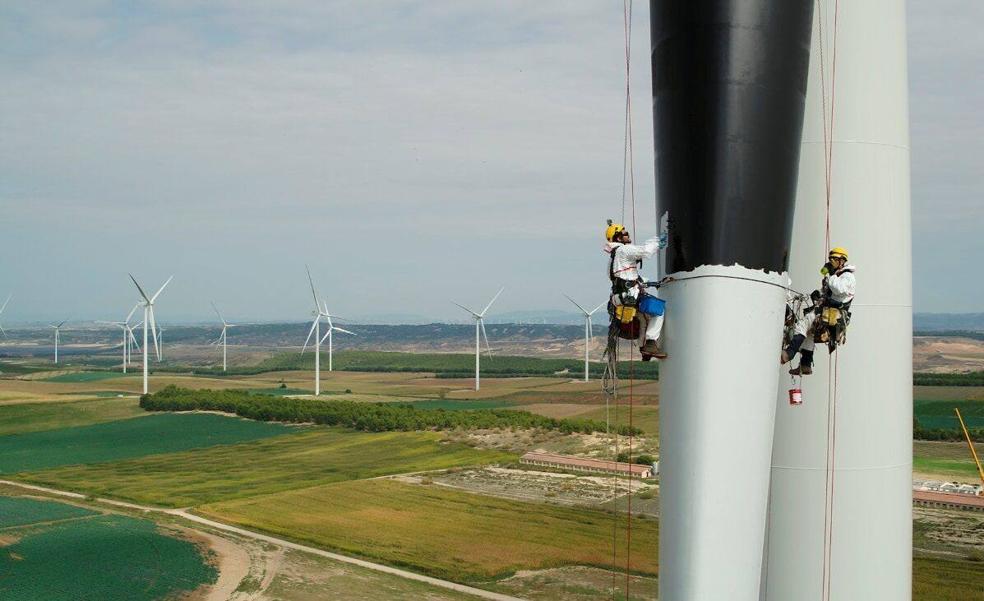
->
[[320, 330, 330, 345], [148, 307, 160, 360], [480, 287, 505, 316], [57, 319, 68, 328], [301, 318, 318, 354], [211, 301, 227, 325], [480, 320, 493, 358], [334, 327, 356, 336], [588, 302, 607, 316], [150, 275, 173, 303], [128, 274, 151, 303], [0, 324, 6, 337], [125, 303, 140, 324], [0, 294, 10, 314], [451, 301, 480, 318], [563, 294, 588, 315], [305, 265, 320, 310], [324, 307, 333, 328], [128, 329, 141, 352]]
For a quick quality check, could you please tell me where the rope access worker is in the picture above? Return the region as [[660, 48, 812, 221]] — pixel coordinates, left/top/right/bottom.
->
[[603, 220, 668, 359], [781, 290, 821, 375], [815, 246, 856, 351]]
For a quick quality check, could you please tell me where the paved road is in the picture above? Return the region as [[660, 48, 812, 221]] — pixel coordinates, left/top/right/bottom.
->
[[1, 479, 526, 601]]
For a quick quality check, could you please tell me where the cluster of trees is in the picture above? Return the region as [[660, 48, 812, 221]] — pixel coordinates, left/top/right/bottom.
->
[[913, 418, 983, 443], [141, 386, 643, 436], [615, 451, 656, 466]]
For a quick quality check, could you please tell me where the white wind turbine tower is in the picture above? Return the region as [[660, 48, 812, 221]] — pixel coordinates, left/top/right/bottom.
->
[[128, 274, 172, 394], [100, 304, 141, 373], [564, 295, 606, 382], [301, 266, 328, 396], [452, 287, 503, 392], [156, 325, 165, 361], [0, 294, 11, 337], [318, 308, 355, 372], [50, 319, 68, 364], [211, 302, 236, 372]]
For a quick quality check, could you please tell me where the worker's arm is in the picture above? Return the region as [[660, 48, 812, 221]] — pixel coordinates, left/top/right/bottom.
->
[[827, 270, 856, 300], [620, 235, 666, 261]]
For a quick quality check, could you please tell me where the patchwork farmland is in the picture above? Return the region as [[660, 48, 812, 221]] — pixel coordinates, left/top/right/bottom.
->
[[0, 362, 981, 599]]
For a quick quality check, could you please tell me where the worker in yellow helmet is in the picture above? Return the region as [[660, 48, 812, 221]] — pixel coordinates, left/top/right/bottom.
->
[[821, 247, 855, 307], [603, 220, 669, 359]]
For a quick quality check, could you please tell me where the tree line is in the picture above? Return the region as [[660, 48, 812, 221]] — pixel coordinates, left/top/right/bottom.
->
[[141, 386, 643, 436]]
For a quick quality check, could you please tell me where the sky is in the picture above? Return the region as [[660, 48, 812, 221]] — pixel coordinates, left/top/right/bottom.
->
[[1, 1, 980, 324]]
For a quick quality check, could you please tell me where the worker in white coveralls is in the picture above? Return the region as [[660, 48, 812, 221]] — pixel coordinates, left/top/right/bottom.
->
[[603, 221, 669, 359], [781, 290, 820, 375]]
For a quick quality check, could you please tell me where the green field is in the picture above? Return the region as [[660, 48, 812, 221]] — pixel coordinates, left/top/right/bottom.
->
[[915, 399, 984, 429], [42, 371, 129, 383], [20, 430, 515, 507], [0, 397, 145, 436], [0, 495, 96, 528], [0, 413, 297, 473], [914, 558, 984, 600], [913, 441, 984, 479], [0, 501, 216, 600], [200, 478, 658, 583], [170, 351, 661, 380], [403, 398, 519, 411]]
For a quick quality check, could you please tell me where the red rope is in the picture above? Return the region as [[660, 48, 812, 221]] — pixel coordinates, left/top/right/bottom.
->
[[625, 344, 635, 595], [816, 2, 841, 599]]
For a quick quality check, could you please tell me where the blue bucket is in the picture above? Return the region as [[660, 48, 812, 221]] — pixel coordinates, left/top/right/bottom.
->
[[639, 295, 666, 316]]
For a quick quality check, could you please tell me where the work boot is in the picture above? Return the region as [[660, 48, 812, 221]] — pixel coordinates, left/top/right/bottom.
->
[[789, 364, 813, 376], [641, 339, 667, 360]]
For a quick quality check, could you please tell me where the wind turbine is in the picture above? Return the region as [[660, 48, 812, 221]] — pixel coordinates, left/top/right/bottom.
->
[[0, 294, 13, 338], [318, 307, 355, 372], [211, 302, 236, 372], [50, 319, 68, 364], [156, 325, 165, 361], [301, 266, 328, 396], [99, 304, 141, 373], [0, 294, 11, 337], [128, 274, 172, 394], [451, 287, 503, 391], [564, 295, 606, 382]]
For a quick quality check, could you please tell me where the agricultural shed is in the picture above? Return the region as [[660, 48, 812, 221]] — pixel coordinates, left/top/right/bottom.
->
[[520, 451, 653, 478]]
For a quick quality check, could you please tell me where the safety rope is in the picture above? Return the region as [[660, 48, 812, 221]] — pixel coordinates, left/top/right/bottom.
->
[[816, 1, 841, 599], [606, 2, 638, 597]]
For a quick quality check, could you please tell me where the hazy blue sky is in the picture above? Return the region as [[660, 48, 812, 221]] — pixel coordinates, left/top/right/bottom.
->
[[1, 1, 980, 323]]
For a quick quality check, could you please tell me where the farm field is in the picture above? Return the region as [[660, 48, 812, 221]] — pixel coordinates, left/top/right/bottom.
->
[[0, 495, 216, 600], [0, 413, 297, 473], [915, 398, 984, 429], [0, 396, 145, 436], [913, 440, 984, 480], [20, 429, 515, 507], [198, 478, 659, 583]]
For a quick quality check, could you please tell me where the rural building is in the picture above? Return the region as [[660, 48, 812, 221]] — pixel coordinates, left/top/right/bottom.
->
[[520, 451, 653, 479]]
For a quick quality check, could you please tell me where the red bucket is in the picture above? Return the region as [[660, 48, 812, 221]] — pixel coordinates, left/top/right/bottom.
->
[[788, 388, 803, 406]]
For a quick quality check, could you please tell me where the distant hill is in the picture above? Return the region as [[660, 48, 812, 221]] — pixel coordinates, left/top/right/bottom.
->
[[914, 313, 984, 332]]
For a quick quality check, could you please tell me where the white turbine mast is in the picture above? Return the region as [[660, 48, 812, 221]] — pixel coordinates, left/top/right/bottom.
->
[[128, 274, 172, 394], [211, 302, 236, 372], [49, 318, 68, 364], [564, 295, 606, 382], [451, 287, 503, 391], [318, 304, 356, 373], [98, 303, 142, 373], [0, 294, 11, 337], [301, 266, 328, 396]]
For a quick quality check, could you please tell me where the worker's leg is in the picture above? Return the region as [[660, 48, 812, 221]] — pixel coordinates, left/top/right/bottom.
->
[[637, 313, 649, 348], [646, 313, 664, 342], [785, 334, 806, 358]]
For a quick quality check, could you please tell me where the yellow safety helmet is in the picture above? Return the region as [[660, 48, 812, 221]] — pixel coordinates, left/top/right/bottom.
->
[[605, 220, 627, 242], [828, 247, 848, 261]]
